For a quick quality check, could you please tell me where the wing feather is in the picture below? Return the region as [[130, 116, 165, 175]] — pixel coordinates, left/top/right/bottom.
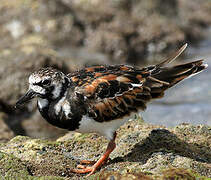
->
[[67, 44, 207, 122], [67, 65, 151, 121]]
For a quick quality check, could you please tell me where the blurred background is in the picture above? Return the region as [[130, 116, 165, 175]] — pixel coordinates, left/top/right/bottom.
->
[[0, 0, 210, 142]]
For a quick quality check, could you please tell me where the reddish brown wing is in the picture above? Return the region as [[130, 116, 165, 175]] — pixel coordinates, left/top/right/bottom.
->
[[67, 60, 205, 122], [67, 44, 207, 122], [68, 65, 156, 122]]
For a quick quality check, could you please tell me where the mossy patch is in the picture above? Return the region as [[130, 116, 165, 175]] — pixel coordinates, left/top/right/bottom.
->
[[0, 123, 210, 179], [94, 171, 153, 180], [0, 136, 77, 178], [0, 151, 29, 178], [161, 167, 209, 180]]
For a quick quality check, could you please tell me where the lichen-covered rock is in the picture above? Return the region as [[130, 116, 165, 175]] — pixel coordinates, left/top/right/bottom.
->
[[0, 122, 210, 179], [0, 152, 66, 179], [0, 151, 32, 179], [0, 136, 76, 179], [0, 0, 210, 141]]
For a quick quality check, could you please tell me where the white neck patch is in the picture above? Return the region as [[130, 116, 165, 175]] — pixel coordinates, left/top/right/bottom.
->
[[54, 92, 70, 116], [38, 98, 49, 109], [52, 83, 62, 99]]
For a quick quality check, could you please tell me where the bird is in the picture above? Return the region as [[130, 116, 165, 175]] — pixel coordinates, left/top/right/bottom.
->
[[15, 44, 207, 176]]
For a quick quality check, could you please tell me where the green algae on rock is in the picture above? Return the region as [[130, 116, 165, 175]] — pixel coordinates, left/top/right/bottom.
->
[[0, 122, 210, 179]]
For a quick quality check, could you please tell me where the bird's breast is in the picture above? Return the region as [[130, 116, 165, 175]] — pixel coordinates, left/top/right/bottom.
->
[[37, 97, 82, 131]]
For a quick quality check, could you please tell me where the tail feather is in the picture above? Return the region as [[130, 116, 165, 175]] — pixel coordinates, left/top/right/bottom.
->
[[143, 44, 208, 100], [153, 60, 207, 87], [156, 43, 187, 68]]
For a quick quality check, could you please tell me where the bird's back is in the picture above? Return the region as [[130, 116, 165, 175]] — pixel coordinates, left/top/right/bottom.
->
[[67, 45, 207, 123]]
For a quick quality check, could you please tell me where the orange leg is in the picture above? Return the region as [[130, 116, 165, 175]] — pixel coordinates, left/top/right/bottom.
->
[[71, 132, 116, 177]]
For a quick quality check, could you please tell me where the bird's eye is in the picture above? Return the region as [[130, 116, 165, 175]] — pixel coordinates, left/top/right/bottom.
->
[[42, 79, 51, 86]]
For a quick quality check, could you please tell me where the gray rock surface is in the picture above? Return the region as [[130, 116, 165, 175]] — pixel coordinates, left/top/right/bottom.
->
[[0, 122, 210, 179], [0, 0, 210, 149]]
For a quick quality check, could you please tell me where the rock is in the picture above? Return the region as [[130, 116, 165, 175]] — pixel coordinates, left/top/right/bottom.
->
[[0, 0, 210, 147], [0, 113, 14, 142], [0, 136, 76, 179], [0, 151, 32, 179], [0, 122, 210, 179]]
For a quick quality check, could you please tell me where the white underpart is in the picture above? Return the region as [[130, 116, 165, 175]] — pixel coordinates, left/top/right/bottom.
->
[[54, 96, 66, 115], [75, 113, 136, 140], [38, 98, 49, 108], [54, 92, 71, 116], [131, 83, 142, 88], [52, 83, 62, 99], [29, 84, 46, 95], [62, 100, 71, 117]]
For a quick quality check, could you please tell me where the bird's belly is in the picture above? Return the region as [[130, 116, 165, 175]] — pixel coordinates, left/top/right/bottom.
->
[[75, 112, 136, 140]]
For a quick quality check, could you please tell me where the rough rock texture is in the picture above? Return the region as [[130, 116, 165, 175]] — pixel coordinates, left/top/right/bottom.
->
[[0, 0, 210, 148], [0, 121, 210, 179]]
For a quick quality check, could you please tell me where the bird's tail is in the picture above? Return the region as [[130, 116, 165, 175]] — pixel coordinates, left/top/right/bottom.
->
[[153, 59, 208, 87], [144, 44, 208, 99]]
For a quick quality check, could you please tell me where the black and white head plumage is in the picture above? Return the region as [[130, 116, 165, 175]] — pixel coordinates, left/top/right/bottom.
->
[[28, 68, 70, 100]]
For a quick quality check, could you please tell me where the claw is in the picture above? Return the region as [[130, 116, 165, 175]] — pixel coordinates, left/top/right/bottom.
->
[[76, 164, 86, 169], [79, 159, 96, 165], [70, 132, 117, 176], [70, 166, 96, 177]]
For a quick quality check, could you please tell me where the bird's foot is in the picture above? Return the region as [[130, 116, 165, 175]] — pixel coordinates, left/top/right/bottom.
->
[[71, 132, 116, 177], [77, 157, 110, 168], [71, 165, 97, 177], [76, 160, 95, 169], [79, 159, 96, 165], [72, 158, 109, 176]]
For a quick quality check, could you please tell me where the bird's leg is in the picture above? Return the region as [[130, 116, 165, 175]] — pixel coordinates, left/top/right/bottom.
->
[[71, 132, 117, 177]]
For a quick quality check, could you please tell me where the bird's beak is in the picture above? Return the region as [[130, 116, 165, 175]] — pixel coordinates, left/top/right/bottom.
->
[[15, 89, 36, 108]]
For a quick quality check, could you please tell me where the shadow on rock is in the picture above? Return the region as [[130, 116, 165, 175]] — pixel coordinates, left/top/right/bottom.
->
[[113, 128, 211, 164]]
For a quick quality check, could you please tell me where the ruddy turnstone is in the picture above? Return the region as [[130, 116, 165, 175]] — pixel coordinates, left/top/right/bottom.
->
[[16, 44, 207, 176]]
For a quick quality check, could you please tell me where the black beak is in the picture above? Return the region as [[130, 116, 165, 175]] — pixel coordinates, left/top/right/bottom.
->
[[15, 89, 36, 108]]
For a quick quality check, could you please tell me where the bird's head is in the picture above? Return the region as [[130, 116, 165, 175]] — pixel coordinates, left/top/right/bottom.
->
[[16, 67, 70, 107]]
